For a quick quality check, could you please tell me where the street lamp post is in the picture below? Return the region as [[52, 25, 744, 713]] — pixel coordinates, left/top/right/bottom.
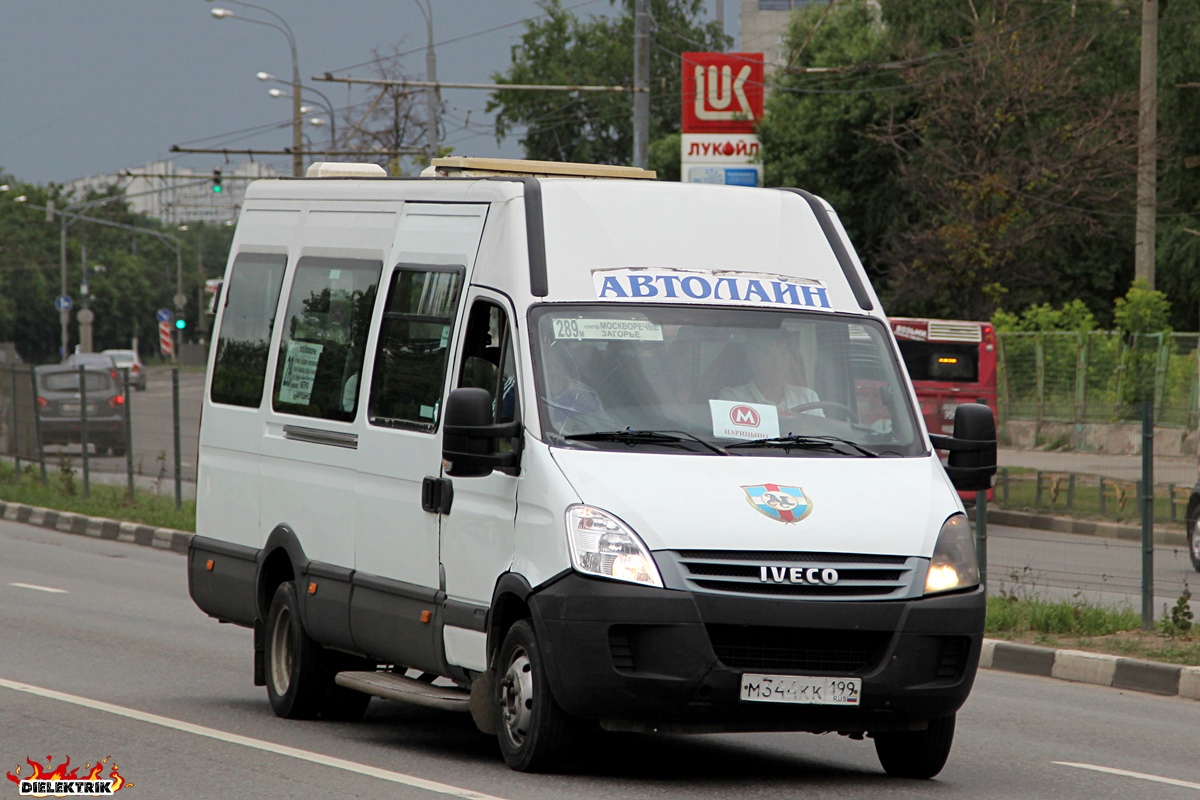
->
[[210, 1, 303, 177], [413, 0, 439, 161], [261, 72, 338, 154]]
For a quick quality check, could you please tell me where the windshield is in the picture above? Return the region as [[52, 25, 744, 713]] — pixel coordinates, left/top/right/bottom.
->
[[530, 305, 923, 456]]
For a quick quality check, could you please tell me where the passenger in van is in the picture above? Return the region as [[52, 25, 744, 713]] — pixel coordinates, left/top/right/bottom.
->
[[718, 330, 824, 416], [541, 341, 604, 427]]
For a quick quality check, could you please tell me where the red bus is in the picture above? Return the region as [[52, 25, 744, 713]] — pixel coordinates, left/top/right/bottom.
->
[[889, 317, 997, 437]]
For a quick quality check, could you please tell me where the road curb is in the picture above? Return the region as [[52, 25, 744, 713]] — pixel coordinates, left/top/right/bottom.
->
[[967, 507, 1188, 547], [982, 638, 1199, 700], [0, 499, 193, 554]]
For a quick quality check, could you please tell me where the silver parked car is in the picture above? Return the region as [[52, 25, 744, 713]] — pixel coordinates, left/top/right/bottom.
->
[[101, 349, 147, 391]]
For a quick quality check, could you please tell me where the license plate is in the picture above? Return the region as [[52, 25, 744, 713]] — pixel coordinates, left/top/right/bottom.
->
[[941, 403, 959, 420], [62, 403, 81, 414], [739, 674, 861, 705]]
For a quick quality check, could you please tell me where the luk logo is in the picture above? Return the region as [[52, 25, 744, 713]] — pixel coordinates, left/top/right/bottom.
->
[[730, 405, 761, 427], [7, 755, 133, 796], [682, 52, 764, 134]]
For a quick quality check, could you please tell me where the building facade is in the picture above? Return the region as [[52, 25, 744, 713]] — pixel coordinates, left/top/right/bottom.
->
[[67, 160, 277, 225]]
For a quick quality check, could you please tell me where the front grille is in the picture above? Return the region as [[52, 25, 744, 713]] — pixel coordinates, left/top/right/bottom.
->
[[707, 624, 890, 673], [667, 550, 920, 600]]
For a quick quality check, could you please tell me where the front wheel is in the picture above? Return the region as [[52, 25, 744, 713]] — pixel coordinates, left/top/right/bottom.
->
[[873, 714, 956, 779], [494, 619, 578, 772]]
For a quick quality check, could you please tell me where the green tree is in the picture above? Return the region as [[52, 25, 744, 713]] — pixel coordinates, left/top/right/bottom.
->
[[992, 299, 1098, 333], [759, 0, 904, 264], [1113, 278, 1172, 337], [871, 0, 1138, 320], [488, 0, 730, 166]]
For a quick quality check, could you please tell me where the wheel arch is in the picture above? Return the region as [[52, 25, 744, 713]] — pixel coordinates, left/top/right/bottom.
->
[[487, 572, 535, 669], [256, 524, 309, 622]]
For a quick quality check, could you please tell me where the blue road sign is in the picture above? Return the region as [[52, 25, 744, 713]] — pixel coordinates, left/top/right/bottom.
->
[[54, 295, 73, 312], [156, 308, 172, 323]]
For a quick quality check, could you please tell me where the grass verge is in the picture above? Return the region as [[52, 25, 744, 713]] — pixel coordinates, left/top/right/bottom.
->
[[987, 593, 1199, 666], [0, 460, 195, 532]]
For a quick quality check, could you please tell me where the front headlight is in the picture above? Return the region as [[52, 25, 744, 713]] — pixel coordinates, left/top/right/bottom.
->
[[565, 505, 663, 588], [924, 514, 980, 595]]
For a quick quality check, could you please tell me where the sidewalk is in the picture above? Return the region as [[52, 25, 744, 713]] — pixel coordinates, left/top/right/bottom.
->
[[3, 495, 1195, 703], [1000, 447, 1198, 486]]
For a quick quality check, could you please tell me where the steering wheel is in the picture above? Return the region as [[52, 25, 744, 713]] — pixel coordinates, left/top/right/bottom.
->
[[786, 400, 856, 422]]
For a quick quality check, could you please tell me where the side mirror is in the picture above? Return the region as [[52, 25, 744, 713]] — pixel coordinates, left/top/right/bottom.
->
[[442, 387, 522, 478], [928, 403, 996, 492]]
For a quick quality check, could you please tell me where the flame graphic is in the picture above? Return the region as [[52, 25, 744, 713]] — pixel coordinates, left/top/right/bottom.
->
[[6, 755, 132, 792]]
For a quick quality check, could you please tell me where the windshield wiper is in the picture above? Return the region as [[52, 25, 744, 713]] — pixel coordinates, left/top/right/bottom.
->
[[563, 428, 727, 455], [726, 434, 879, 457]]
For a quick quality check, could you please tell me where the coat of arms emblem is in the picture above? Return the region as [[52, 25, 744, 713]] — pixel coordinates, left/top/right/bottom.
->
[[742, 483, 812, 523]]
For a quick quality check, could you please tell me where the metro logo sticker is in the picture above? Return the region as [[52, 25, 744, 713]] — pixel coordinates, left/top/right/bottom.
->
[[710, 399, 779, 440], [593, 268, 832, 311]]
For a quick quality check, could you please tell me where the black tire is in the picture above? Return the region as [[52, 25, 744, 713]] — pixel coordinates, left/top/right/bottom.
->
[[265, 581, 327, 720], [495, 619, 578, 772], [874, 714, 956, 779], [318, 653, 374, 722]]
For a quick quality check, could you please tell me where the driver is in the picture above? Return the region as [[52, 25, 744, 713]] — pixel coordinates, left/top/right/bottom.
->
[[541, 339, 604, 428], [718, 329, 824, 416]]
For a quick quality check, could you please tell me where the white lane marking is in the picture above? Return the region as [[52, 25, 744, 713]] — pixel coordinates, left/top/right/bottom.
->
[[1054, 761, 1200, 791], [0, 677, 507, 800], [8, 583, 68, 594]]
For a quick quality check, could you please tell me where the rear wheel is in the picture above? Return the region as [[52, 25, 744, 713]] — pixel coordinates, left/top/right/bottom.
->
[[495, 619, 578, 772], [265, 581, 327, 719], [873, 714, 956, 779]]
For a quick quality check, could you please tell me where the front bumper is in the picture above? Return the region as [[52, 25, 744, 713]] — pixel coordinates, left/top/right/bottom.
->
[[529, 573, 984, 734]]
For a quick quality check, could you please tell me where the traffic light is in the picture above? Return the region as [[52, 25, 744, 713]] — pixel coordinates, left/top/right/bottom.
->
[[175, 316, 187, 330], [212, 169, 223, 193]]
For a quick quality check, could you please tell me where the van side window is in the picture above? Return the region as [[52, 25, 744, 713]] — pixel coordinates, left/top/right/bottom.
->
[[368, 266, 464, 430], [458, 301, 518, 425], [210, 253, 287, 408], [271, 257, 382, 422]]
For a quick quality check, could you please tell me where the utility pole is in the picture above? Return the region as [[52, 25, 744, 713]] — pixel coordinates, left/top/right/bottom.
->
[[415, 0, 439, 164], [633, 0, 651, 168], [1135, 0, 1158, 289], [715, 0, 724, 38]]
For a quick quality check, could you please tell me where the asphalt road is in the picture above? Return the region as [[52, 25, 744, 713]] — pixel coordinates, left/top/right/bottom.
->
[[2, 521, 1199, 799]]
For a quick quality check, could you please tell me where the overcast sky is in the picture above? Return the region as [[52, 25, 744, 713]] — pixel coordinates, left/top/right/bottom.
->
[[2, 0, 737, 186]]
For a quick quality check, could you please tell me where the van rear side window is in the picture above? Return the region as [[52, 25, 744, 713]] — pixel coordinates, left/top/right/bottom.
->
[[368, 266, 464, 430], [210, 253, 287, 407], [271, 257, 382, 422]]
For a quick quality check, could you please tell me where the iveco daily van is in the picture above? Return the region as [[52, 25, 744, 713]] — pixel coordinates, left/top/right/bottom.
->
[[189, 157, 996, 777]]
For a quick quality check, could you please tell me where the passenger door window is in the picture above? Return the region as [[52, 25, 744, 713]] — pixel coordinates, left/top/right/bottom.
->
[[210, 253, 287, 408], [271, 256, 382, 422], [368, 266, 464, 431], [458, 300, 518, 426]]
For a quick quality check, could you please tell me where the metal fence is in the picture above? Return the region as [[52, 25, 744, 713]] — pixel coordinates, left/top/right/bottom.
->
[[0, 364, 192, 509], [997, 331, 1200, 427]]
